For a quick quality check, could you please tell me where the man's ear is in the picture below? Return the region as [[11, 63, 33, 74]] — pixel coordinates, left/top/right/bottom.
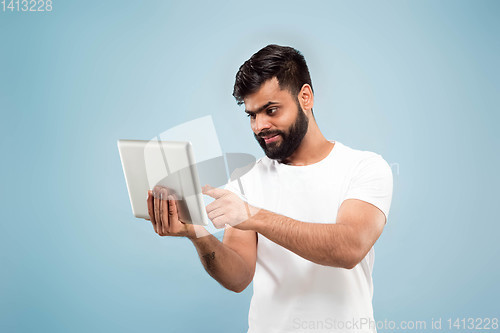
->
[[298, 84, 314, 113]]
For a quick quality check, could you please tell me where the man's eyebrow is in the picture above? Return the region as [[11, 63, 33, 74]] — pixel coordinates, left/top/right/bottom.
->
[[245, 101, 278, 115]]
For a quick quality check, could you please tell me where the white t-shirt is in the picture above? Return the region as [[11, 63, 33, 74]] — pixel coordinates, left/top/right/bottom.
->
[[225, 141, 393, 333]]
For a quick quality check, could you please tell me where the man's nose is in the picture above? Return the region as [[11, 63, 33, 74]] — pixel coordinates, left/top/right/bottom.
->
[[253, 114, 272, 134]]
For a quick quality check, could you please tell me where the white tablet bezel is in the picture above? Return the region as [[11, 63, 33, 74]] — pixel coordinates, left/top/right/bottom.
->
[[117, 139, 209, 226]]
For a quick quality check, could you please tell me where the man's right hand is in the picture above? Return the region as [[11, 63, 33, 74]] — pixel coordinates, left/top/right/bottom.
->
[[146, 186, 201, 239], [145, 186, 256, 293]]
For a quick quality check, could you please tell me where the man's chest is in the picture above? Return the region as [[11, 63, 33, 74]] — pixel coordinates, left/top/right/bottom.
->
[[243, 167, 352, 223]]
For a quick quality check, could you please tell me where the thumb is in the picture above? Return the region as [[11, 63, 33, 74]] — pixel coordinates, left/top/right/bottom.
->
[[202, 184, 226, 199]]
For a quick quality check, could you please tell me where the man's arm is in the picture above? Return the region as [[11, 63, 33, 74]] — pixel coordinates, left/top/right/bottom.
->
[[204, 184, 386, 269], [249, 199, 386, 269], [190, 227, 256, 293], [147, 188, 256, 293]]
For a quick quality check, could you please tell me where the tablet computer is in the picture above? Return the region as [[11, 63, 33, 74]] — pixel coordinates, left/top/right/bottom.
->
[[117, 139, 209, 226]]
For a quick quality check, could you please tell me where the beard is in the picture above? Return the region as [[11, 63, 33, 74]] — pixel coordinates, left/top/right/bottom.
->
[[254, 103, 309, 161]]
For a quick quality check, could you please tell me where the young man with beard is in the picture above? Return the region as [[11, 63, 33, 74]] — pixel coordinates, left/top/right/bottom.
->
[[146, 44, 393, 333]]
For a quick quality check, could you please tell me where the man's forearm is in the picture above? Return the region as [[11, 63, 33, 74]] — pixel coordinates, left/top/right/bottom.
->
[[190, 234, 252, 292], [250, 209, 361, 268]]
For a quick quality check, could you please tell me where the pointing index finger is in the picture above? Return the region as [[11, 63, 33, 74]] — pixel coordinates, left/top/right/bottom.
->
[[202, 184, 227, 199]]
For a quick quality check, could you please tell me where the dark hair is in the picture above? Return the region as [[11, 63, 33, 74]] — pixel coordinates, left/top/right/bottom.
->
[[233, 44, 313, 106]]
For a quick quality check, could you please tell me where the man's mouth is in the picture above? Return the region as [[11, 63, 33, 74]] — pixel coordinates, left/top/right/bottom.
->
[[262, 134, 280, 144]]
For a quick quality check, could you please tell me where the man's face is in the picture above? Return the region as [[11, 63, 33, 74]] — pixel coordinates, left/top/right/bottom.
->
[[244, 77, 309, 161]]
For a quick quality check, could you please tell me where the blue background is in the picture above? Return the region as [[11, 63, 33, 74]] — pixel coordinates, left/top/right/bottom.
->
[[1, 1, 499, 332]]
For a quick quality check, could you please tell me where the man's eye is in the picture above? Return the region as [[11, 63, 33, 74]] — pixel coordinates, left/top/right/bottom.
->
[[267, 107, 278, 115], [247, 113, 256, 119]]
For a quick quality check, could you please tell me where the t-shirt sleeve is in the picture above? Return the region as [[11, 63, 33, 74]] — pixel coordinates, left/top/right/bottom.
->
[[344, 154, 394, 222], [223, 171, 247, 201], [224, 179, 240, 195]]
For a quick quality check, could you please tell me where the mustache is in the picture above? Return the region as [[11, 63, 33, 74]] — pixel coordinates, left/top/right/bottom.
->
[[256, 130, 283, 138]]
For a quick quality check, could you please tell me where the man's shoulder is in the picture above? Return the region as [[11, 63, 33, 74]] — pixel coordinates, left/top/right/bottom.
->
[[224, 156, 268, 196], [228, 155, 268, 182], [334, 141, 384, 165], [335, 141, 392, 183]]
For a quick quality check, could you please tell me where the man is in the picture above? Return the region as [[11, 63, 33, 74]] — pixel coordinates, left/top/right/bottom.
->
[[146, 44, 393, 332]]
